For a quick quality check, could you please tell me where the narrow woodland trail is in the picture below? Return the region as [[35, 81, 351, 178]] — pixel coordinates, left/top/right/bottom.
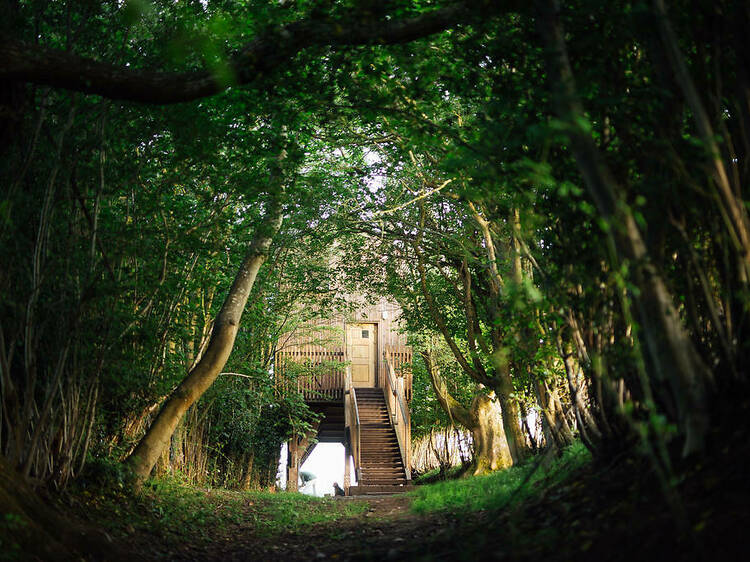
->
[[90, 450, 747, 562], [117, 494, 425, 561], [182, 495, 416, 561]]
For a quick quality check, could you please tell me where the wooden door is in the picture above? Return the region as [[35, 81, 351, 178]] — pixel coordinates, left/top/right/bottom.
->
[[348, 323, 376, 388]]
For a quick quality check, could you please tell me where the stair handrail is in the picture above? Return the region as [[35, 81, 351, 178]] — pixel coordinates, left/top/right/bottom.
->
[[383, 352, 411, 481], [350, 386, 362, 482]]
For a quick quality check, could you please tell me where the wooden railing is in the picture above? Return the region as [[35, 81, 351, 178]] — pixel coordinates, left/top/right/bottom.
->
[[382, 345, 413, 401], [275, 347, 346, 401], [383, 349, 412, 481], [348, 386, 362, 482]]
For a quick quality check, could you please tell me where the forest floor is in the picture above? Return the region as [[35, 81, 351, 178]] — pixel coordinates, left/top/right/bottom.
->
[[6, 440, 748, 561]]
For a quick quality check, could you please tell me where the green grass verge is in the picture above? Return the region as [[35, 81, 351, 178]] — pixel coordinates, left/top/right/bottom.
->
[[413, 464, 466, 485], [76, 476, 368, 546], [409, 442, 591, 515], [240, 489, 369, 536]]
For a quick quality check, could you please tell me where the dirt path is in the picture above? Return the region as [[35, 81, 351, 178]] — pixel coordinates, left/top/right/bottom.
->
[[168, 494, 426, 561], [75, 447, 750, 562]]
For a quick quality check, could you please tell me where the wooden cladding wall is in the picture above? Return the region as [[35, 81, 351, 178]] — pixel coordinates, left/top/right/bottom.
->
[[274, 298, 413, 402]]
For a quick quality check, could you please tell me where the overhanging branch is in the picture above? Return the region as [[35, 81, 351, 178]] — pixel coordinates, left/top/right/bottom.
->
[[0, 3, 510, 104]]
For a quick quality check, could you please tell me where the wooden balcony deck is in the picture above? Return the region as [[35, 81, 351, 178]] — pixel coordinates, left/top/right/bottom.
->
[[274, 345, 412, 403], [275, 346, 347, 401]]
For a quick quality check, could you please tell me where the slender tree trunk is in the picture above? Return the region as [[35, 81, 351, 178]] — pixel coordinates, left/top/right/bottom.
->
[[653, 0, 750, 283], [126, 193, 284, 483], [467, 203, 530, 464], [240, 452, 254, 490], [534, 378, 574, 451], [537, 0, 711, 455]]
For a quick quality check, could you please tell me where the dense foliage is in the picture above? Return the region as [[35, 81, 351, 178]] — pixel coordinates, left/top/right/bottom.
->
[[1, 0, 749, 509]]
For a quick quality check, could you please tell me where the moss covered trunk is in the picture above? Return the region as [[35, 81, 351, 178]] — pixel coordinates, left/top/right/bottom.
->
[[421, 350, 511, 475]]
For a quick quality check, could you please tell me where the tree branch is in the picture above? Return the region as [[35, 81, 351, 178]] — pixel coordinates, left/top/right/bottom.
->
[[0, 3, 504, 104]]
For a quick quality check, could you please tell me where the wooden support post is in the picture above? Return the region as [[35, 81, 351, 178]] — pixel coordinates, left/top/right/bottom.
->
[[287, 437, 299, 492], [344, 439, 351, 494]]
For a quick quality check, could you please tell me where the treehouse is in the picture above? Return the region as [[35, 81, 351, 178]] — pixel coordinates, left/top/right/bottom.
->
[[275, 298, 413, 495]]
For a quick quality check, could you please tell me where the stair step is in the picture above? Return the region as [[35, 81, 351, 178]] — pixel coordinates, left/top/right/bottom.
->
[[355, 389, 404, 489], [361, 430, 396, 434], [361, 475, 406, 479], [349, 485, 411, 496]]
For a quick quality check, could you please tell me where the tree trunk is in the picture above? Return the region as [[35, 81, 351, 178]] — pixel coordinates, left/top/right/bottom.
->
[[470, 394, 513, 474], [420, 350, 511, 474], [534, 378, 574, 451], [126, 194, 284, 483], [490, 357, 530, 464], [240, 452, 254, 490]]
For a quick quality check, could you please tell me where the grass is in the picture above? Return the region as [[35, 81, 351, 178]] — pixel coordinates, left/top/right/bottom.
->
[[74, 475, 368, 550], [409, 442, 591, 515], [240, 489, 369, 536], [412, 464, 466, 484]]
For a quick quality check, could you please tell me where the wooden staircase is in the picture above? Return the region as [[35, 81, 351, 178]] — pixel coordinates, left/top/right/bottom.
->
[[350, 388, 409, 495]]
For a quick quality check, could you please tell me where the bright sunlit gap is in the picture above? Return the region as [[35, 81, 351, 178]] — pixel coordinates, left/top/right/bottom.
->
[[277, 442, 356, 496]]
